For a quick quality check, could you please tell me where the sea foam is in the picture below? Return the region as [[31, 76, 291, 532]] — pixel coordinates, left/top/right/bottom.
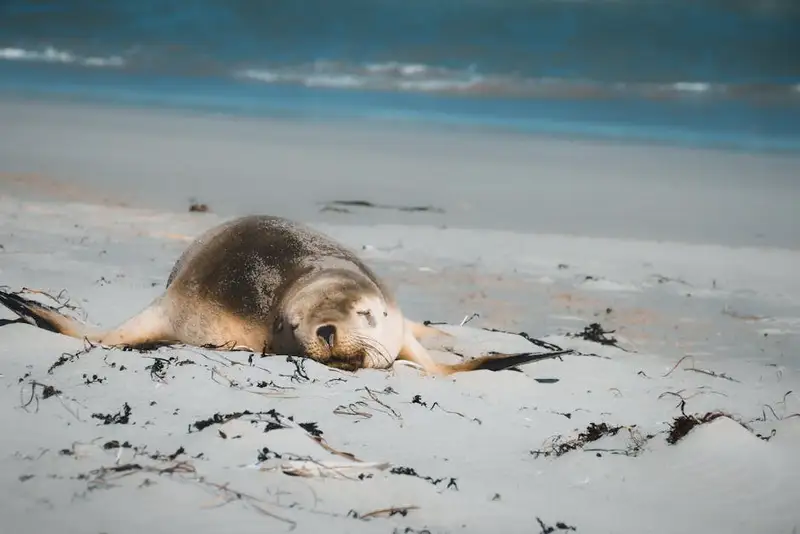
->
[[0, 46, 124, 68]]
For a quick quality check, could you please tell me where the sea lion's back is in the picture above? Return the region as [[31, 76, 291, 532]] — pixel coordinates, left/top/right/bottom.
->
[[165, 215, 382, 323]]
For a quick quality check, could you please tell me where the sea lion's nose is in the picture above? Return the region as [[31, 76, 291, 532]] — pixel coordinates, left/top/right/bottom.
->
[[316, 324, 336, 347]]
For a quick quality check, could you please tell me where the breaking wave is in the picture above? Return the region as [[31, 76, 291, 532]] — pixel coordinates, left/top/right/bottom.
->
[[0, 46, 124, 68], [1, 46, 796, 104], [235, 61, 799, 103]]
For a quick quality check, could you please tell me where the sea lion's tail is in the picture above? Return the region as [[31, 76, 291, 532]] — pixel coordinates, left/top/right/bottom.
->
[[0, 289, 173, 348], [438, 351, 567, 375]]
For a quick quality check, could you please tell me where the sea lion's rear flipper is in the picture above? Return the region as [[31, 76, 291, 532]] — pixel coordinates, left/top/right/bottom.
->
[[0, 289, 174, 349], [396, 326, 563, 376], [435, 351, 562, 374]]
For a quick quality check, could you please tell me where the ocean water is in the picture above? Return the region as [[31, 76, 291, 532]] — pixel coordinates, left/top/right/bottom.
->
[[1, 0, 799, 151]]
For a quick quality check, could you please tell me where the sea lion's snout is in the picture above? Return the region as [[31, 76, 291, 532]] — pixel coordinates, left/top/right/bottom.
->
[[316, 324, 337, 348]]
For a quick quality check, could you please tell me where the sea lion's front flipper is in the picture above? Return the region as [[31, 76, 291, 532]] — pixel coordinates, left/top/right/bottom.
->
[[0, 289, 175, 349], [396, 333, 451, 375]]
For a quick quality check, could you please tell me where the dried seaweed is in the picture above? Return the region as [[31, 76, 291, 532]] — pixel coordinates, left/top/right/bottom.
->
[[188, 199, 210, 212], [280, 355, 312, 383], [92, 402, 132, 425], [344, 386, 402, 421], [352, 505, 420, 520], [531, 422, 627, 458], [567, 322, 627, 350], [536, 518, 578, 533], [420, 322, 571, 364], [320, 199, 445, 214], [20, 381, 63, 412], [48, 341, 97, 374], [82, 373, 106, 385], [103, 440, 133, 450], [410, 394, 481, 424], [389, 466, 457, 490], [189, 410, 259, 432], [481, 327, 567, 353], [666, 411, 735, 445], [75, 458, 296, 527], [663, 355, 739, 382]]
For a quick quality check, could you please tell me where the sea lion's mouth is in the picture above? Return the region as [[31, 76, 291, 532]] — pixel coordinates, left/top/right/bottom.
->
[[325, 359, 361, 372], [325, 350, 367, 372]]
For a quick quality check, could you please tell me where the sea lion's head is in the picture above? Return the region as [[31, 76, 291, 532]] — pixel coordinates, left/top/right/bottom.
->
[[273, 269, 401, 371]]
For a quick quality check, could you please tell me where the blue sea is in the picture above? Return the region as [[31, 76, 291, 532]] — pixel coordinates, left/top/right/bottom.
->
[[1, 0, 799, 151]]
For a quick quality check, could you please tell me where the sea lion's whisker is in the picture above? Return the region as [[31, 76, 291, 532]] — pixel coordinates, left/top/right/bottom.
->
[[354, 333, 392, 368]]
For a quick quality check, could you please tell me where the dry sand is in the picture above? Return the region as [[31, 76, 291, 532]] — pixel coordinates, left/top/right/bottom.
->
[[1, 98, 799, 534], [1, 97, 798, 248]]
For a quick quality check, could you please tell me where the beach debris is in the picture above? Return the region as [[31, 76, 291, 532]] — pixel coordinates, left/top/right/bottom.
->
[[19, 380, 62, 409], [755, 391, 800, 423], [319, 199, 445, 214], [567, 322, 628, 351], [103, 440, 133, 450], [91, 402, 132, 425], [189, 409, 263, 432], [662, 355, 740, 382], [341, 386, 402, 421], [391, 528, 432, 534], [666, 411, 731, 444], [534, 378, 560, 384], [651, 274, 690, 286], [82, 373, 106, 385], [191, 407, 360, 461], [536, 518, 578, 533], [73, 452, 297, 527], [256, 446, 307, 463], [333, 401, 375, 419], [48, 342, 96, 374], [663, 397, 759, 445], [389, 466, 458, 490], [481, 327, 567, 353], [279, 460, 390, 479], [529, 422, 653, 458], [361, 241, 403, 252], [279, 355, 313, 383], [188, 199, 210, 213], [350, 504, 419, 520], [39, 383, 61, 399], [145, 357, 171, 381], [19, 380, 65, 414], [410, 394, 481, 424], [721, 305, 764, 322], [459, 312, 480, 326], [410, 394, 428, 407]]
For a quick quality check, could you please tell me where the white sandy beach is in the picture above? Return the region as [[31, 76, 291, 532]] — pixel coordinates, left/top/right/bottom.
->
[[1, 98, 799, 534]]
